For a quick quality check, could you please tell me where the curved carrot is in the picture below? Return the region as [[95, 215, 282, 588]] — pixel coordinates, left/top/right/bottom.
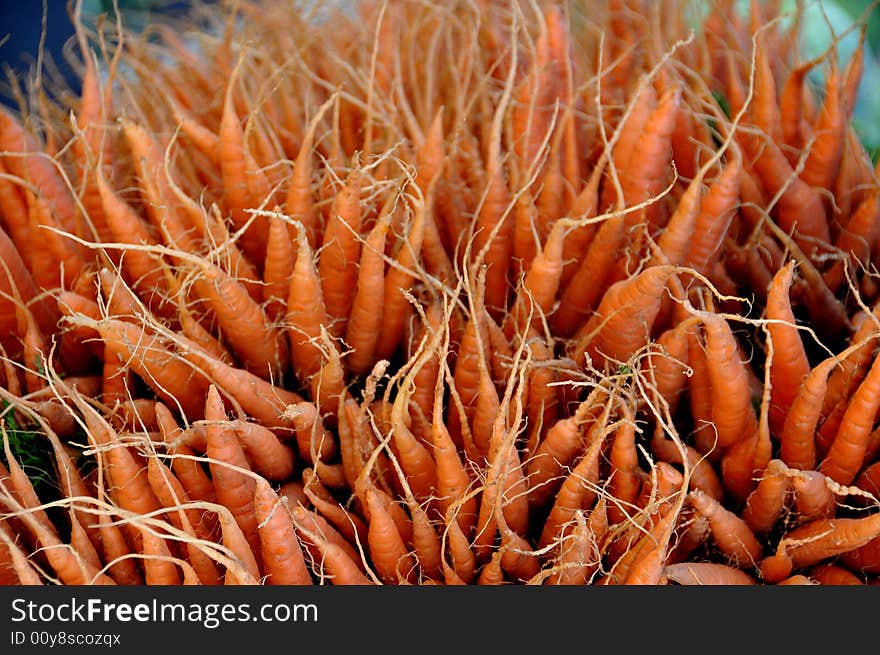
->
[[742, 459, 790, 536]]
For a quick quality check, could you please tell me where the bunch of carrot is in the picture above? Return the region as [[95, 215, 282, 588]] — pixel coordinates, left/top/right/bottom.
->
[[1, 0, 880, 586]]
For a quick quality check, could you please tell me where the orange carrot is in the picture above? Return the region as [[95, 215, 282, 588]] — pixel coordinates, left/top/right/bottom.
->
[[765, 261, 811, 435], [687, 488, 762, 567], [742, 459, 790, 536], [253, 477, 312, 585], [318, 170, 365, 337], [820, 352, 880, 485], [570, 265, 673, 369], [232, 419, 296, 481], [204, 385, 262, 570], [286, 223, 330, 381], [662, 562, 756, 585], [345, 203, 392, 375]]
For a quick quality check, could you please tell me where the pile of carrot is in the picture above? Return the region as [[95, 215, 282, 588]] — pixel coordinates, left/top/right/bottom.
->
[[1, 0, 880, 586]]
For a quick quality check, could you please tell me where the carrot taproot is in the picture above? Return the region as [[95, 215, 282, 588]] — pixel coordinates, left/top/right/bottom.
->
[[820, 352, 880, 485], [790, 469, 836, 523], [364, 487, 415, 584], [231, 419, 296, 482], [765, 260, 811, 435], [146, 456, 222, 585], [778, 512, 880, 571], [215, 506, 261, 585], [301, 468, 368, 548], [374, 190, 429, 362], [282, 401, 338, 465], [701, 311, 758, 450], [687, 488, 763, 567], [204, 385, 262, 570], [253, 477, 312, 585], [662, 562, 756, 585], [650, 429, 726, 502], [525, 396, 597, 510], [345, 201, 392, 375], [261, 213, 295, 322], [285, 221, 330, 381], [292, 509, 372, 585], [809, 562, 863, 585], [192, 258, 289, 381], [538, 418, 609, 549], [800, 57, 847, 194], [570, 264, 673, 369], [139, 528, 183, 586], [217, 64, 271, 267], [285, 96, 334, 249], [318, 170, 365, 337], [742, 458, 790, 536]]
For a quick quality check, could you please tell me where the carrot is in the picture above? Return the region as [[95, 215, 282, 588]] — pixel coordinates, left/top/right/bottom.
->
[[621, 502, 682, 586], [364, 487, 415, 584], [765, 260, 811, 435], [292, 509, 372, 585], [77, 401, 163, 521], [779, 339, 867, 471], [85, 317, 209, 419], [345, 201, 392, 375], [375, 189, 429, 362], [538, 418, 609, 549], [701, 312, 758, 450], [505, 220, 565, 338], [662, 562, 756, 585], [0, 106, 78, 235], [570, 264, 673, 370], [777, 512, 880, 571], [301, 468, 368, 548], [285, 222, 330, 381], [156, 404, 217, 507], [146, 456, 222, 585], [431, 375, 477, 538], [140, 528, 182, 586], [215, 506, 261, 585], [687, 488, 763, 567], [182, 336, 305, 431], [546, 510, 599, 585], [820, 352, 880, 485], [607, 401, 641, 526], [808, 563, 863, 585], [192, 258, 289, 381], [253, 477, 312, 585], [95, 171, 170, 312], [525, 396, 597, 510], [650, 430, 726, 502], [318, 170, 365, 337], [619, 86, 681, 234], [790, 469, 836, 523], [292, 501, 365, 567], [285, 96, 334, 249], [644, 316, 695, 414], [282, 401, 338, 465], [217, 64, 271, 267], [824, 187, 880, 293], [262, 213, 295, 322], [204, 385, 262, 571], [231, 419, 296, 481], [742, 459, 790, 536], [800, 57, 846, 194]]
